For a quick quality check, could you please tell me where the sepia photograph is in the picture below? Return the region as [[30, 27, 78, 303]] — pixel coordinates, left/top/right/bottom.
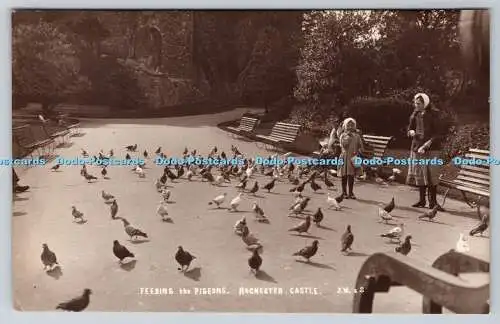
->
[[11, 9, 490, 313]]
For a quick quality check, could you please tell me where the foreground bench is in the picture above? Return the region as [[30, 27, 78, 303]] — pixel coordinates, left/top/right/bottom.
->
[[226, 116, 260, 138], [438, 148, 490, 208], [13, 124, 55, 158], [352, 251, 489, 314], [38, 116, 71, 146], [255, 122, 301, 151]]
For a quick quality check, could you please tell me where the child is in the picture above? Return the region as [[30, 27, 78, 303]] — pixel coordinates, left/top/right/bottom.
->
[[337, 118, 364, 199]]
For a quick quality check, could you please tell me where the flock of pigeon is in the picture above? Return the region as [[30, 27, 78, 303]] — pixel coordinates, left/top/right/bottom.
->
[[39, 142, 490, 312]]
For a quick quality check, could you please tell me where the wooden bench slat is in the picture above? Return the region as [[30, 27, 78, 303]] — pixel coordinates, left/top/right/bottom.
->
[[362, 135, 393, 141], [464, 153, 490, 161], [456, 174, 490, 186], [469, 148, 490, 155], [364, 139, 392, 146], [458, 170, 490, 181], [452, 184, 490, 197], [453, 178, 489, 189], [459, 164, 490, 174]]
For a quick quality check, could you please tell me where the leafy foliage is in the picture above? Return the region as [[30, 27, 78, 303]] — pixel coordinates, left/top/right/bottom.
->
[[441, 122, 490, 163], [12, 19, 82, 108]]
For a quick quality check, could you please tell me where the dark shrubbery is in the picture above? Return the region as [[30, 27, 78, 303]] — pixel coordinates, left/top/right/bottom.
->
[[79, 57, 148, 110], [441, 122, 490, 163]]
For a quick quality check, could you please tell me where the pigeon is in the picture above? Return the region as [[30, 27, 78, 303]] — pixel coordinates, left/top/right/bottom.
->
[[418, 205, 439, 221], [208, 193, 227, 208], [378, 207, 392, 223], [186, 170, 194, 181], [388, 168, 402, 182], [176, 165, 185, 179], [263, 179, 276, 193], [157, 201, 170, 222], [469, 205, 489, 236], [71, 206, 84, 222], [341, 225, 354, 254], [292, 240, 319, 262], [249, 181, 259, 195], [248, 249, 262, 274], [383, 197, 395, 213], [456, 233, 470, 253], [380, 223, 404, 242], [175, 246, 196, 272], [235, 179, 248, 191], [246, 166, 254, 178], [312, 208, 324, 226], [121, 218, 148, 240], [230, 193, 243, 211], [125, 144, 137, 152], [241, 226, 262, 247], [110, 199, 118, 219], [80, 164, 87, 176], [109, 149, 114, 157], [113, 240, 134, 262], [56, 289, 92, 312], [252, 202, 268, 222], [154, 179, 164, 192], [161, 189, 171, 202], [83, 172, 97, 182], [324, 173, 334, 189], [310, 179, 322, 192], [51, 164, 60, 171], [41, 243, 58, 270], [469, 214, 489, 236], [288, 215, 311, 235], [81, 149, 89, 157], [289, 181, 306, 193], [102, 190, 115, 202], [136, 166, 146, 178], [395, 235, 412, 255], [289, 197, 310, 215], [155, 147, 162, 154], [234, 216, 247, 235], [101, 167, 107, 178], [143, 150, 148, 159], [327, 193, 342, 210], [125, 153, 131, 160], [214, 175, 224, 186], [166, 168, 177, 181], [160, 173, 167, 185]]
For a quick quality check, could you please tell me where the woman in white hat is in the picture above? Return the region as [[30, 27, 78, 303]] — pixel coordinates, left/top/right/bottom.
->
[[406, 93, 445, 211]]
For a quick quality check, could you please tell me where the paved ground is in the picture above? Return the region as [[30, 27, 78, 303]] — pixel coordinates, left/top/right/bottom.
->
[[12, 108, 489, 313]]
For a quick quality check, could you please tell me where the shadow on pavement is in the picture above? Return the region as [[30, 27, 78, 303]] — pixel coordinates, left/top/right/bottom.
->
[[256, 270, 278, 283], [129, 239, 150, 244], [13, 196, 30, 202], [290, 234, 324, 240], [317, 225, 336, 232], [347, 251, 370, 257], [13, 211, 28, 217], [120, 259, 137, 272], [295, 260, 335, 270], [46, 266, 63, 279], [184, 267, 201, 281]]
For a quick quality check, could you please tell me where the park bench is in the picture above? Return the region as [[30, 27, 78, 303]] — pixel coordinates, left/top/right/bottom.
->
[[226, 116, 260, 138], [352, 251, 489, 314], [12, 124, 54, 158], [38, 115, 71, 145], [438, 148, 490, 208], [312, 134, 393, 158], [255, 122, 301, 151]]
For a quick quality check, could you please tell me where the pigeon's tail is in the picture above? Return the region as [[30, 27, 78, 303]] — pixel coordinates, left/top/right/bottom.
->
[[292, 252, 300, 256], [56, 303, 67, 310], [288, 228, 297, 232], [380, 233, 389, 238], [129, 253, 135, 258], [469, 227, 479, 236], [136, 231, 148, 238]]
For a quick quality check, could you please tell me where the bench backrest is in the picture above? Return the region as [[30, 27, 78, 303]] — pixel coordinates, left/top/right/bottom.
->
[[12, 125, 34, 147], [455, 148, 490, 190], [239, 117, 259, 132], [269, 122, 301, 143], [362, 135, 394, 159]]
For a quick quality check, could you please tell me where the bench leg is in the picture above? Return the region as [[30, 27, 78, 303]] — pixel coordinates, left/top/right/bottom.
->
[[460, 191, 477, 208], [441, 187, 451, 207]]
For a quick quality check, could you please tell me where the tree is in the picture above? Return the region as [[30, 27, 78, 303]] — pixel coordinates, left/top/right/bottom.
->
[[12, 19, 83, 111]]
